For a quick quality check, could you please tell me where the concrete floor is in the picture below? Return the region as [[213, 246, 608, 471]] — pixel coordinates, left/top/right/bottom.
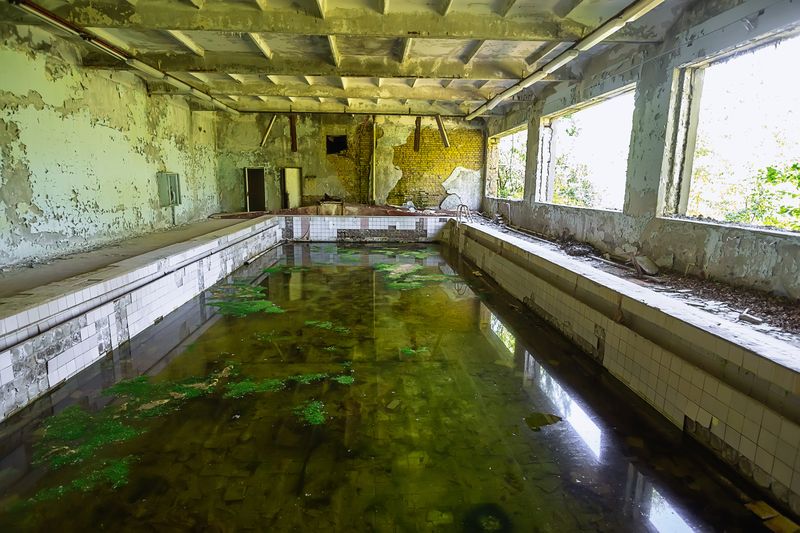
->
[[0, 219, 243, 299]]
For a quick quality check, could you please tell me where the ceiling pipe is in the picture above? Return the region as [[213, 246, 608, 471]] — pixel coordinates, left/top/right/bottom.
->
[[9, 0, 239, 115], [465, 0, 665, 120]]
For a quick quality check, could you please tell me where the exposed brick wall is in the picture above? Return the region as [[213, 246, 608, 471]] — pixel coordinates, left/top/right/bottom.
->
[[327, 118, 375, 204], [389, 127, 484, 208]]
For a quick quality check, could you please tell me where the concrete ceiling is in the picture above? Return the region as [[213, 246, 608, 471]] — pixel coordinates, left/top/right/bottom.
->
[[2, 0, 683, 116]]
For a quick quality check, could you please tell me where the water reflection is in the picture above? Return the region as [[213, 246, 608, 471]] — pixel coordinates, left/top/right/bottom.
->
[[524, 351, 603, 460]]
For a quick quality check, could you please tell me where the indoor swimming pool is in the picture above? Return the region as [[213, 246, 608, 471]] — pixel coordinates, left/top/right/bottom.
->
[[0, 243, 763, 531]]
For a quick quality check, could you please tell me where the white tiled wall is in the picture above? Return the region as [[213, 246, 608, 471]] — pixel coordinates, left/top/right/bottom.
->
[[0, 216, 283, 420], [448, 220, 800, 514]]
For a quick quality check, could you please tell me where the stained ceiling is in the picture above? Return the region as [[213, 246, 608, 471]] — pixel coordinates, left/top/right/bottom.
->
[[1, 0, 684, 117]]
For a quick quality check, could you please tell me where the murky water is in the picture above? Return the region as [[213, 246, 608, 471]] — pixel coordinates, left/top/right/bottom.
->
[[0, 244, 764, 531]]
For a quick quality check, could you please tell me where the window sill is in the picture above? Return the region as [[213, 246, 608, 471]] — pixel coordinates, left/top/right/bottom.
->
[[486, 197, 525, 203], [657, 215, 800, 239], [533, 201, 623, 215]]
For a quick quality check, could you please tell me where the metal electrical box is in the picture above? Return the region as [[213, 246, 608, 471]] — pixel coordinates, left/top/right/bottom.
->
[[157, 172, 182, 207]]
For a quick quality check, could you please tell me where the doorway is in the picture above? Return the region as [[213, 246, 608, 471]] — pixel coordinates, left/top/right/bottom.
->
[[282, 167, 302, 208], [244, 168, 266, 211]]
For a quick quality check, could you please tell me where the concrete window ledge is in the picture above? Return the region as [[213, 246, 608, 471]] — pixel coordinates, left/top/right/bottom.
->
[[0, 215, 283, 420], [444, 220, 800, 514]]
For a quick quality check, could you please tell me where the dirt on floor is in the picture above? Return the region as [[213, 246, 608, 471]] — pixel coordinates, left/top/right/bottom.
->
[[477, 218, 800, 348]]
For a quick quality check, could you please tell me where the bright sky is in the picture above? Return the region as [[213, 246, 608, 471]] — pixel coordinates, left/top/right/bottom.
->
[[549, 90, 636, 210]]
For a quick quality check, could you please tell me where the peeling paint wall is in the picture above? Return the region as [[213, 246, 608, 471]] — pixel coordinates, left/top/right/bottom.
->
[[483, 0, 800, 299], [216, 114, 484, 211], [0, 24, 220, 268]]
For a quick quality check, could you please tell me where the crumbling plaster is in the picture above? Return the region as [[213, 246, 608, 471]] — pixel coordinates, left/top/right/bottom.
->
[[483, 0, 800, 299], [0, 24, 220, 268]]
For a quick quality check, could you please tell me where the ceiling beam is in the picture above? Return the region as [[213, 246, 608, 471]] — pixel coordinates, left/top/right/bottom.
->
[[82, 51, 530, 80], [40, 2, 659, 43], [248, 32, 274, 60], [400, 37, 413, 63], [378, 0, 389, 15], [166, 30, 204, 56], [327, 35, 341, 67], [498, 0, 517, 17], [313, 0, 326, 19], [225, 98, 482, 116], [164, 80, 492, 101], [524, 42, 565, 72], [441, 0, 454, 16], [255, 0, 268, 10], [462, 40, 485, 64]]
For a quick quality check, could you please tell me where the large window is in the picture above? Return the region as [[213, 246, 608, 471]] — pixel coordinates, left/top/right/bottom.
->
[[536, 89, 635, 211], [487, 127, 527, 200], [668, 34, 800, 232]]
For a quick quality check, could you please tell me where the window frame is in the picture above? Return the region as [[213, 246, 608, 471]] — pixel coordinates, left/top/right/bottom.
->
[[662, 31, 800, 221], [534, 84, 636, 211], [485, 124, 528, 202]]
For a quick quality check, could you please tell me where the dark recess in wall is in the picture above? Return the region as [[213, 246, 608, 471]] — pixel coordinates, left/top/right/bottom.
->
[[326, 135, 348, 155]]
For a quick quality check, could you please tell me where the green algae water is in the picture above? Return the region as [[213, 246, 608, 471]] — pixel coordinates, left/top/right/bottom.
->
[[0, 243, 765, 531]]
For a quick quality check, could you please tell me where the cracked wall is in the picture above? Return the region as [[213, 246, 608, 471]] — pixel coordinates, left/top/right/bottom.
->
[[483, 0, 800, 299], [0, 24, 220, 268], [216, 113, 483, 211]]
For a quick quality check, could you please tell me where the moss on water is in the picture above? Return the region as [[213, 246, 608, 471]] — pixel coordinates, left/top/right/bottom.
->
[[290, 373, 329, 385], [305, 320, 351, 335], [208, 299, 284, 317], [28, 457, 133, 504], [224, 378, 286, 398], [332, 375, 355, 385], [294, 400, 327, 426], [34, 407, 142, 470], [400, 347, 429, 357]]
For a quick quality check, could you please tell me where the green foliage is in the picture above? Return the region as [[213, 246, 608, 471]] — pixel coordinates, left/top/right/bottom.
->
[[552, 156, 597, 208], [294, 400, 327, 425], [223, 378, 286, 398], [495, 131, 526, 200], [724, 163, 800, 231]]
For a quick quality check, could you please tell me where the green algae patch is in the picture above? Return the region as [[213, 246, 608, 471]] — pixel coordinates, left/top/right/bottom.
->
[[305, 320, 351, 335], [400, 346, 429, 357], [374, 262, 453, 291], [524, 412, 563, 431], [290, 372, 329, 385], [294, 400, 327, 426], [208, 299, 284, 317], [224, 378, 286, 399], [28, 457, 134, 504], [264, 265, 311, 274], [332, 375, 355, 385], [208, 282, 284, 317], [34, 406, 142, 470]]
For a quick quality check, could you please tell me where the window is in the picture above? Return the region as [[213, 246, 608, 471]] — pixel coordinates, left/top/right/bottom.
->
[[326, 135, 348, 155], [537, 89, 635, 210], [487, 127, 527, 200], [667, 34, 800, 232]]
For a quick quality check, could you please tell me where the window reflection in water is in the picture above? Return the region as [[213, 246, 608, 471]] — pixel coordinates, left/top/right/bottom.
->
[[524, 352, 602, 459], [524, 350, 698, 532], [624, 464, 696, 533], [489, 313, 516, 354]]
